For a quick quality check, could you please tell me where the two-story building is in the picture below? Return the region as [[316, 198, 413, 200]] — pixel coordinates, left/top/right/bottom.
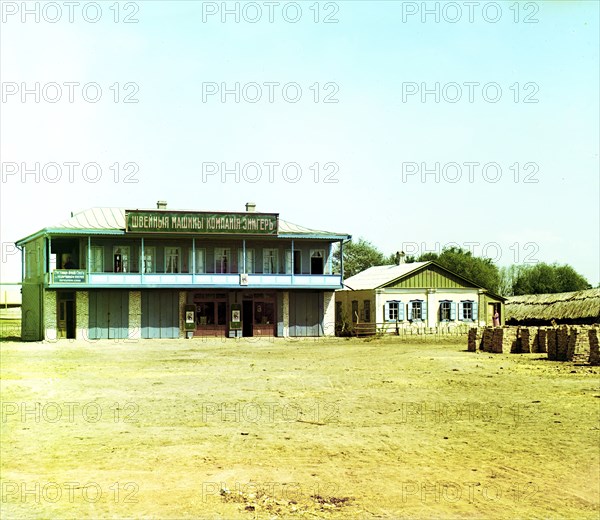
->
[[16, 202, 350, 341]]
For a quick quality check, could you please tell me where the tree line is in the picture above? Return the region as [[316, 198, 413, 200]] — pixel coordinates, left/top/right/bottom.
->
[[333, 239, 592, 296]]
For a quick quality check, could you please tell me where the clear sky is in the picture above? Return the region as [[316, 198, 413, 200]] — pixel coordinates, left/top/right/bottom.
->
[[1, 0, 599, 285]]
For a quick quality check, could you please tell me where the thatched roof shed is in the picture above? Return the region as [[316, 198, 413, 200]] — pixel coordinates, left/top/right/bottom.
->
[[506, 288, 600, 325]]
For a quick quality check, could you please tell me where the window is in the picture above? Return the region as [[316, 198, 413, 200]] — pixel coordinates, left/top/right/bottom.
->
[[113, 246, 130, 273], [351, 300, 359, 323], [459, 300, 477, 322], [193, 249, 206, 274], [335, 301, 342, 323], [196, 302, 215, 325], [215, 248, 230, 274], [90, 246, 104, 273], [310, 249, 325, 274], [386, 301, 399, 321], [439, 300, 456, 321], [263, 249, 278, 274], [254, 302, 275, 325], [140, 246, 155, 273], [408, 300, 426, 321], [363, 300, 371, 322], [165, 247, 181, 273], [238, 249, 255, 274]]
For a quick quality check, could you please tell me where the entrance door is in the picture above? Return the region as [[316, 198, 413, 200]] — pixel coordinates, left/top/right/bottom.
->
[[310, 250, 324, 275], [89, 291, 129, 339], [142, 291, 179, 339], [57, 295, 76, 339], [293, 250, 302, 274], [242, 300, 253, 337], [289, 292, 323, 337]]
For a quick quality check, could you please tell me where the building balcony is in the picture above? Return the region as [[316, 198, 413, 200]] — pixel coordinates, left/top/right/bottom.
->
[[46, 270, 342, 290]]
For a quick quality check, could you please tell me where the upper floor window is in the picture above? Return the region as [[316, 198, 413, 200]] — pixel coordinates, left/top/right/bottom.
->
[[138, 246, 155, 273], [238, 249, 255, 274], [263, 249, 278, 274], [215, 248, 230, 274], [310, 249, 325, 274], [113, 246, 130, 273], [165, 247, 181, 274], [90, 246, 104, 273], [193, 248, 206, 274]]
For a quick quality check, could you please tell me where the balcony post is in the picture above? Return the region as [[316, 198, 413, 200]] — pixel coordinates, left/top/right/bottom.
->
[[87, 236, 91, 275], [242, 239, 246, 273], [340, 240, 344, 280], [192, 238, 196, 283], [291, 240, 294, 284], [141, 237, 144, 281]]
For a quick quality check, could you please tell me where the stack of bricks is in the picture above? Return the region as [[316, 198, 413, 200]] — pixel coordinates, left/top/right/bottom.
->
[[468, 328, 479, 352], [468, 325, 599, 364], [570, 325, 599, 365], [546, 328, 558, 360], [536, 327, 548, 353], [491, 328, 504, 353], [502, 327, 519, 353], [588, 328, 599, 365], [529, 327, 540, 353], [517, 327, 531, 353], [481, 327, 495, 353], [556, 326, 570, 361], [566, 328, 578, 362]]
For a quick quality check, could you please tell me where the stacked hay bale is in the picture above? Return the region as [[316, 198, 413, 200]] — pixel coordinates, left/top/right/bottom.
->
[[546, 328, 558, 360]]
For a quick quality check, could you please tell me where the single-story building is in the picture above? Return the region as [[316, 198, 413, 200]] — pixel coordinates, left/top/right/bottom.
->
[[505, 288, 600, 326], [16, 202, 350, 341], [335, 261, 506, 334]]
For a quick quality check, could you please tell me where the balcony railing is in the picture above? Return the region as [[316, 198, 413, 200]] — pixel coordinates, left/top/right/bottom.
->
[[47, 270, 342, 289]]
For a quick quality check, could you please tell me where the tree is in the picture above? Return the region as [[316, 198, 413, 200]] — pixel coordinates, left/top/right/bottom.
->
[[333, 238, 386, 278], [416, 246, 502, 294], [511, 263, 591, 295]]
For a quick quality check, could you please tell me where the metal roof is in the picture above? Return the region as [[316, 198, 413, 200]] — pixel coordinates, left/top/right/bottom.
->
[[342, 262, 431, 290], [16, 207, 350, 244]]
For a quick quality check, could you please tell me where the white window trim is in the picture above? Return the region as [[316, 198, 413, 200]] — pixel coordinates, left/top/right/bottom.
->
[[164, 246, 181, 274]]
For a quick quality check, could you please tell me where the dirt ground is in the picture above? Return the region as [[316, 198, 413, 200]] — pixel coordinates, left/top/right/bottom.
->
[[1, 335, 599, 519]]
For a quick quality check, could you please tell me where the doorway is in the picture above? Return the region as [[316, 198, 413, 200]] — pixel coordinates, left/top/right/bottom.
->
[[57, 292, 76, 339], [242, 300, 253, 337], [293, 250, 302, 274], [310, 250, 324, 274]]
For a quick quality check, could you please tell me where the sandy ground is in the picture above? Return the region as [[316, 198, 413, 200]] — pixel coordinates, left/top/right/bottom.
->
[[1, 335, 599, 519]]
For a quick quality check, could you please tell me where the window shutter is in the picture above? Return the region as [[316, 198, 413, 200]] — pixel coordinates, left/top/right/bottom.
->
[[408, 302, 413, 321], [472, 301, 478, 322], [398, 302, 405, 321], [384, 302, 391, 322], [458, 301, 464, 321], [422, 300, 427, 321], [450, 301, 456, 320]]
